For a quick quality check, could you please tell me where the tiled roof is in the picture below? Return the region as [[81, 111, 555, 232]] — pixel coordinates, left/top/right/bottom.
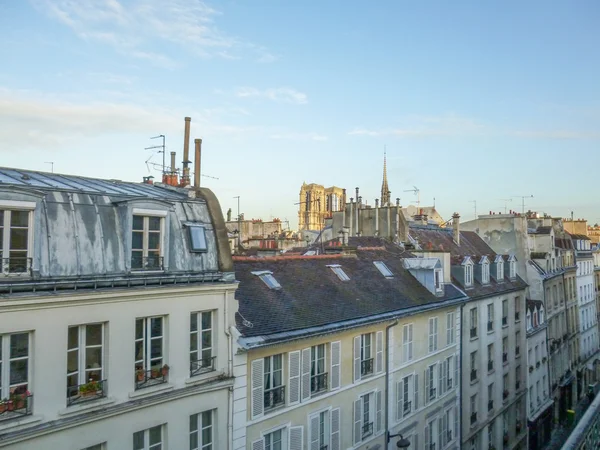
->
[[234, 238, 466, 339]]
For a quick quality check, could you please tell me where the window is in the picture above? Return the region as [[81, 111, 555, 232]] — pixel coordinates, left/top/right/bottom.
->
[[425, 417, 437, 450], [426, 364, 437, 402], [188, 225, 207, 252], [253, 271, 281, 289], [397, 374, 415, 418], [373, 261, 393, 278], [539, 305, 545, 324], [264, 428, 284, 450], [487, 304, 494, 332], [465, 263, 474, 286], [515, 296, 521, 321], [67, 324, 105, 404], [131, 214, 164, 270], [488, 383, 494, 411], [311, 344, 327, 394], [190, 410, 213, 450], [360, 333, 374, 376], [446, 312, 455, 345], [488, 421, 495, 449], [134, 317, 166, 389], [487, 344, 494, 372], [355, 392, 378, 442], [0, 332, 31, 416], [0, 209, 32, 274], [503, 374, 509, 401], [264, 354, 284, 410], [470, 307, 478, 338], [402, 324, 413, 362], [190, 311, 215, 376], [482, 261, 490, 284], [445, 355, 455, 390], [509, 259, 516, 279], [502, 337, 508, 364], [428, 317, 438, 353], [133, 425, 163, 450], [435, 269, 443, 292], [470, 351, 478, 382], [310, 410, 330, 450], [327, 264, 350, 281], [470, 394, 478, 424], [502, 300, 508, 326], [497, 260, 504, 280]]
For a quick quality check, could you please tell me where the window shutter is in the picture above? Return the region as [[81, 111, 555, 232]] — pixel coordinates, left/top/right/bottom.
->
[[330, 408, 340, 450], [309, 414, 320, 450], [424, 369, 429, 405], [288, 351, 301, 405], [454, 406, 459, 442], [414, 373, 419, 410], [252, 439, 265, 450], [353, 398, 362, 445], [424, 424, 430, 450], [301, 348, 311, 401], [330, 341, 341, 390], [375, 330, 384, 373], [375, 390, 383, 433], [438, 417, 444, 449], [353, 336, 361, 383], [396, 380, 404, 421], [428, 319, 433, 352], [251, 359, 264, 419], [289, 426, 303, 450], [442, 360, 448, 395]]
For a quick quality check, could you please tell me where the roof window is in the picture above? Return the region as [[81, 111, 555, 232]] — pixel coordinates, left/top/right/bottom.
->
[[327, 264, 350, 281], [188, 224, 207, 252], [252, 270, 281, 289], [373, 261, 393, 278]]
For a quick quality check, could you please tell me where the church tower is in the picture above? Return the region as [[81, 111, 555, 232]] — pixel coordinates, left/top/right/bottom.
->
[[380, 151, 391, 206]]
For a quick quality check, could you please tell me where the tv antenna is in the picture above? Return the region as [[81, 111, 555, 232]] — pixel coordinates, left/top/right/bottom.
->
[[145, 161, 219, 181], [44, 161, 54, 173], [512, 195, 534, 214], [469, 200, 477, 219], [145, 135, 166, 175], [403, 186, 420, 208], [499, 198, 512, 214]]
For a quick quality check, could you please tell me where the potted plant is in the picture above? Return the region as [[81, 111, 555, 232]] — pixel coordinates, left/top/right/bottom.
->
[[136, 369, 145, 382], [161, 364, 170, 377], [79, 381, 99, 398], [0, 398, 7, 414], [151, 367, 160, 379], [6, 399, 14, 412]]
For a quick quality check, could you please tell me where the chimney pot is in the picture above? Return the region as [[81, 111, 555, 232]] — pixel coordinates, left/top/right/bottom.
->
[[452, 212, 461, 246], [194, 138, 202, 188]]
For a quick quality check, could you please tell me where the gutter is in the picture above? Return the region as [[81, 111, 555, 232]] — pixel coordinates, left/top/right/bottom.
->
[[459, 302, 464, 448], [384, 319, 399, 448], [223, 290, 234, 450]]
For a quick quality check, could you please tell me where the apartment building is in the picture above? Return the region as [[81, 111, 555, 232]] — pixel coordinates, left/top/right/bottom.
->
[[232, 237, 467, 450], [410, 215, 528, 450], [0, 168, 237, 449]]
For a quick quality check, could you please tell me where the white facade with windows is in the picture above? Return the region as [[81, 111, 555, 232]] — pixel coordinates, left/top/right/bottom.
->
[[0, 169, 238, 450]]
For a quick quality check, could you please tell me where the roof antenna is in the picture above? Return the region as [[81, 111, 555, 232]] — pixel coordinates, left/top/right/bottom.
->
[[44, 161, 54, 173], [145, 135, 166, 177], [469, 200, 477, 219]]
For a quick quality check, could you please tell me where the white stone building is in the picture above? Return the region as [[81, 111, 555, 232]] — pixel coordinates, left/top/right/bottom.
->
[[0, 168, 238, 450]]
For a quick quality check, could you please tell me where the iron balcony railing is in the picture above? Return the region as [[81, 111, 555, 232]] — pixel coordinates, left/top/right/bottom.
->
[[0, 392, 33, 421], [264, 385, 285, 410], [131, 255, 164, 271], [67, 379, 107, 406], [190, 356, 216, 377], [361, 358, 374, 376], [470, 327, 477, 338], [362, 422, 373, 439], [320, 446, 328, 450], [135, 367, 167, 390], [311, 372, 328, 394], [1, 257, 32, 276]]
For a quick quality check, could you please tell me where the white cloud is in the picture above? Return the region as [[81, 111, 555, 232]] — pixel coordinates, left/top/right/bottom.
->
[[269, 132, 327, 141], [349, 114, 486, 138], [235, 87, 308, 105]]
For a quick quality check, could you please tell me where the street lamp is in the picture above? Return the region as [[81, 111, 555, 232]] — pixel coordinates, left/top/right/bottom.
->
[[387, 432, 411, 448]]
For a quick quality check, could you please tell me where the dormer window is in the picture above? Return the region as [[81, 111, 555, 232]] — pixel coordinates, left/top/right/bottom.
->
[[465, 262, 474, 287], [187, 225, 207, 252], [497, 261, 504, 280], [509, 258, 516, 279], [539, 306, 544, 324], [373, 261, 393, 278], [533, 310, 538, 327], [482, 261, 490, 284], [434, 268, 443, 292], [0, 204, 35, 275], [327, 264, 350, 281], [131, 210, 166, 271], [526, 310, 532, 331], [252, 270, 281, 289]]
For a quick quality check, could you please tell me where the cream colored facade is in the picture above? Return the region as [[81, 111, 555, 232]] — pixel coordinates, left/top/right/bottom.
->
[[298, 183, 345, 231], [241, 305, 461, 450]]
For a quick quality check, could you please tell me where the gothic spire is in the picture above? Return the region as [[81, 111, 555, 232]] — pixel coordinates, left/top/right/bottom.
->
[[381, 149, 390, 206]]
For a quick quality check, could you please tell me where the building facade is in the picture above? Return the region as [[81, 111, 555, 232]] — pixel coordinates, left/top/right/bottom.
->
[[298, 183, 345, 231], [0, 168, 238, 450]]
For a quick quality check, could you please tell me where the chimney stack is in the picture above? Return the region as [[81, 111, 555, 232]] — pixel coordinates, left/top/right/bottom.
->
[[170, 151, 176, 173], [181, 117, 192, 186], [375, 199, 379, 236], [452, 212, 461, 245], [194, 138, 202, 188]]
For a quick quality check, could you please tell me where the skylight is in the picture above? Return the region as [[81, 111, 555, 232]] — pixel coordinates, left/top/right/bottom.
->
[[373, 261, 393, 278], [251, 270, 281, 289], [188, 225, 207, 252], [326, 264, 350, 281]]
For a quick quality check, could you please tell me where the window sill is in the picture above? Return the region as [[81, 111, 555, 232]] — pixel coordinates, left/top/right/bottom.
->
[[470, 379, 479, 386], [184, 370, 226, 386], [129, 382, 174, 399], [58, 397, 116, 417], [470, 336, 479, 342], [487, 329, 495, 335], [0, 414, 42, 431]]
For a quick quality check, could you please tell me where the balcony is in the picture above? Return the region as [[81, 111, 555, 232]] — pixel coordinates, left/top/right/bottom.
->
[[488, 360, 494, 372], [264, 385, 286, 411], [190, 356, 216, 377], [311, 372, 328, 394], [1, 256, 32, 276], [470, 327, 478, 338], [0, 392, 33, 422], [471, 369, 478, 382], [135, 367, 168, 390], [487, 321, 494, 332], [362, 421, 373, 439], [471, 412, 477, 425], [67, 379, 107, 406], [361, 358, 374, 377], [131, 255, 164, 271]]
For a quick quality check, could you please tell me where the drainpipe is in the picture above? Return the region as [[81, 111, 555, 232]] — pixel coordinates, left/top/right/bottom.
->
[[224, 290, 234, 450], [385, 319, 399, 448], [459, 303, 464, 448]]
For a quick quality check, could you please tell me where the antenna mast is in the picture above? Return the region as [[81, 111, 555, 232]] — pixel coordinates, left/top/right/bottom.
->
[[512, 195, 534, 214], [145, 135, 166, 176], [469, 200, 477, 219]]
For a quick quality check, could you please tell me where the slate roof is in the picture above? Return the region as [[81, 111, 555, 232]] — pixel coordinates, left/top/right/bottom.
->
[[234, 238, 466, 340], [569, 233, 591, 241], [555, 238, 574, 250]]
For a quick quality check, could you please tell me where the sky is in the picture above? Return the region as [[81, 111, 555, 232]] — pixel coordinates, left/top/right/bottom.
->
[[1, 1, 599, 228]]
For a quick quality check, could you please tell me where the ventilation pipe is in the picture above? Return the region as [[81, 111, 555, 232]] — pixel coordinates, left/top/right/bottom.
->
[[349, 198, 354, 238], [355, 194, 359, 236], [375, 199, 379, 236], [181, 117, 192, 186], [452, 212, 461, 245], [194, 138, 202, 188]]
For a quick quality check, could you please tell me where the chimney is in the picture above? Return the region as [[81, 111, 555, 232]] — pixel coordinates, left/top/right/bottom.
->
[[395, 198, 400, 242], [349, 198, 354, 237], [194, 138, 202, 188], [375, 199, 379, 236], [342, 226, 349, 246], [452, 212, 460, 245], [181, 117, 192, 186], [170, 151, 176, 173]]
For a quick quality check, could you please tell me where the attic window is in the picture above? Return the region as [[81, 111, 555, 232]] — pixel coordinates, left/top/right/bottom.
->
[[252, 270, 281, 289], [373, 261, 393, 278], [482, 261, 490, 284], [497, 261, 504, 280], [188, 225, 207, 252], [465, 262, 474, 287], [434, 269, 443, 292], [327, 264, 350, 281], [509, 259, 516, 279]]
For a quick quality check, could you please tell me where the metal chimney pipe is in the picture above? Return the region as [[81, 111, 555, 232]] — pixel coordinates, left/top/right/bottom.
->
[[194, 138, 202, 188], [170, 151, 176, 173], [182, 117, 192, 185], [375, 199, 379, 236]]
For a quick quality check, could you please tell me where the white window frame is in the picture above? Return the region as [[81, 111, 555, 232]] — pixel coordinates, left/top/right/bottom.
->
[[264, 354, 284, 410], [0, 332, 31, 401], [135, 316, 165, 377], [509, 260, 516, 279], [361, 392, 375, 440], [253, 271, 281, 290], [470, 307, 478, 338], [446, 312, 455, 346], [428, 317, 438, 353], [327, 264, 350, 281], [131, 210, 166, 271], [67, 323, 104, 402], [0, 205, 35, 275], [403, 324, 413, 363], [434, 268, 443, 292], [482, 262, 490, 284], [487, 303, 494, 332], [373, 261, 393, 278], [309, 409, 331, 450], [189, 409, 214, 450], [133, 424, 164, 450], [187, 224, 208, 252], [190, 311, 215, 376], [465, 263, 474, 286], [497, 261, 504, 280]]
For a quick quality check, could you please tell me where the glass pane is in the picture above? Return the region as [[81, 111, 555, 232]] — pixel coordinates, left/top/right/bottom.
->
[[9, 228, 28, 250], [202, 410, 212, 426], [131, 251, 143, 269], [86, 324, 103, 346], [148, 216, 161, 231], [67, 373, 79, 391], [151, 318, 163, 337], [86, 347, 102, 369], [133, 431, 145, 450], [135, 341, 144, 362], [273, 355, 282, 370], [201, 331, 211, 349], [10, 210, 29, 227], [150, 339, 162, 359], [202, 427, 212, 445], [189, 226, 207, 250], [67, 349, 79, 373], [132, 231, 143, 250], [201, 349, 212, 362], [10, 333, 28, 358], [190, 314, 198, 332], [190, 414, 198, 432], [10, 359, 28, 385], [149, 426, 162, 445], [201, 312, 211, 330], [135, 319, 144, 339], [68, 327, 79, 350], [148, 232, 160, 250], [191, 337, 198, 352], [132, 216, 144, 231], [190, 432, 198, 450]]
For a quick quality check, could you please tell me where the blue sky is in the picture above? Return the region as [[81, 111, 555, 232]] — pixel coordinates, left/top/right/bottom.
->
[[1, 1, 599, 227]]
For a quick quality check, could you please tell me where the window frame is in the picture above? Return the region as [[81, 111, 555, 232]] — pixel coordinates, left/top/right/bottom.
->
[[0, 331, 31, 401], [465, 262, 474, 286], [482, 261, 490, 284], [0, 206, 35, 275], [187, 224, 208, 253], [67, 323, 105, 404], [373, 261, 394, 278], [403, 324, 413, 363], [190, 311, 215, 376], [131, 210, 166, 271], [189, 409, 214, 450], [446, 312, 455, 346], [134, 316, 166, 388], [133, 424, 164, 450], [428, 317, 438, 353]]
